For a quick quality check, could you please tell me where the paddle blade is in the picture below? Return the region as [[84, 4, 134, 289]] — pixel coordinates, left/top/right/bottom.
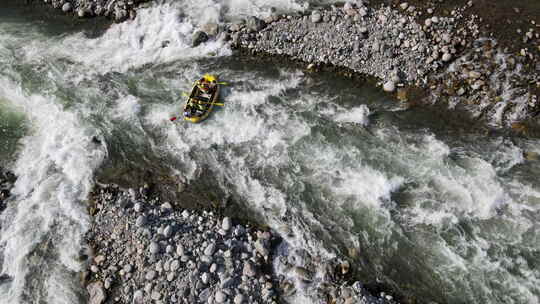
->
[[170, 117, 177, 121]]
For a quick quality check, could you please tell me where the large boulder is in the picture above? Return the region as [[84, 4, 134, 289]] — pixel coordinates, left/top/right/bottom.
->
[[383, 80, 396, 92], [87, 281, 106, 304], [245, 16, 266, 32], [192, 31, 209, 47], [114, 7, 128, 22], [311, 10, 322, 23], [61, 2, 72, 13], [201, 23, 219, 37]]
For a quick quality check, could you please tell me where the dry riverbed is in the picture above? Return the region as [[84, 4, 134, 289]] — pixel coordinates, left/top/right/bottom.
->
[[84, 183, 395, 304]]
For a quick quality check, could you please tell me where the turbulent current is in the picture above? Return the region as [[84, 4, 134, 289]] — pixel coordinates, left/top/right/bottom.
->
[[0, 1, 539, 304]]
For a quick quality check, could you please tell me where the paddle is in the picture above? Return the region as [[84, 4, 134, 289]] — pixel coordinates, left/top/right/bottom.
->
[[197, 101, 224, 106]]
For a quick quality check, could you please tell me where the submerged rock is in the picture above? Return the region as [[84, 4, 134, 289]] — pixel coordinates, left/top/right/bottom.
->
[[61, 2, 72, 13], [192, 31, 209, 47], [383, 80, 396, 92], [246, 16, 266, 32]]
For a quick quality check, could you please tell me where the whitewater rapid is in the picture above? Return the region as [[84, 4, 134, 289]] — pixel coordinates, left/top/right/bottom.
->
[[0, 1, 539, 304]]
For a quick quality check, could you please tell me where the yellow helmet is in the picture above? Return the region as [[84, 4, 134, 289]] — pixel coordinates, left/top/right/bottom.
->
[[203, 74, 216, 82]]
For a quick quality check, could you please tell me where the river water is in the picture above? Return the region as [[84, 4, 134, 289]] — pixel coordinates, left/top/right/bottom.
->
[[0, 1, 539, 304]]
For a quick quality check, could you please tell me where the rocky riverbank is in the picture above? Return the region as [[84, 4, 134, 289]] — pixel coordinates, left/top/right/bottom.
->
[[39, 0, 151, 22], [84, 183, 396, 304], [35, 0, 539, 127], [220, 1, 539, 128]]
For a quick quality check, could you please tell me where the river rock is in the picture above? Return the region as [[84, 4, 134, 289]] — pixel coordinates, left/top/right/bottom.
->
[[77, 8, 87, 18], [123, 264, 133, 273], [151, 291, 161, 301], [383, 80, 396, 92], [135, 215, 146, 227], [471, 80, 485, 90], [176, 244, 185, 256], [311, 11, 322, 23], [94, 5, 104, 16], [192, 31, 209, 47], [242, 261, 257, 277], [246, 16, 266, 32], [61, 2, 72, 12], [170, 259, 180, 271], [145, 270, 157, 280], [163, 225, 173, 238], [215, 290, 227, 303], [202, 23, 219, 36], [222, 217, 231, 231], [104, 277, 113, 290], [204, 243, 216, 256], [201, 272, 210, 284], [115, 9, 128, 22], [132, 289, 144, 304], [468, 71, 482, 79], [149, 241, 160, 254], [359, 7, 368, 17], [87, 281, 106, 304], [234, 294, 245, 304], [442, 53, 452, 62], [254, 239, 270, 258], [294, 266, 313, 281]]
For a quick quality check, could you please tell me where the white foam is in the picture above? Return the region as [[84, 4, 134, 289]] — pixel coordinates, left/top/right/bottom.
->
[[113, 94, 142, 121], [19, 0, 326, 75], [332, 104, 371, 125], [147, 68, 410, 301], [0, 78, 106, 303]]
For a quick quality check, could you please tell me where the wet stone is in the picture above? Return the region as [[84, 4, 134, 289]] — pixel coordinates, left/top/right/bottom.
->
[[222, 217, 232, 231], [170, 259, 180, 271], [215, 291, 227, 303], [135, 215, 147, 227], [204, 243, 216, 256], [146, 270, 157, 280], [151, 291, 162, 301], [149, 241, 160, 254]]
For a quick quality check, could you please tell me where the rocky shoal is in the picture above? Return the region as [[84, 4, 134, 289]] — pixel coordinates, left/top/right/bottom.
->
[[85, 183, 395, 304], [36, 0, 539, 127], [38, 0, 151, 22], [215, 1, 538, 127]]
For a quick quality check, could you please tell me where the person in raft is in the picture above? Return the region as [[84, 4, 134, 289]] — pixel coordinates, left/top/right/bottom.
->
[[196, 77, 217, 95]]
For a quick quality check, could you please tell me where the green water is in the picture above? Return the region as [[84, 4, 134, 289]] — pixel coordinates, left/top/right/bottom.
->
[[0, 1, 539, 304]]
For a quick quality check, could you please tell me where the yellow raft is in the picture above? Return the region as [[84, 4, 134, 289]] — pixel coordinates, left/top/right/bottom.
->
[[183, 74, 220, 123]]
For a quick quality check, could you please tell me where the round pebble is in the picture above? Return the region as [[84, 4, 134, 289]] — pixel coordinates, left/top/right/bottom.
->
[[215, 291, 227, 303]]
